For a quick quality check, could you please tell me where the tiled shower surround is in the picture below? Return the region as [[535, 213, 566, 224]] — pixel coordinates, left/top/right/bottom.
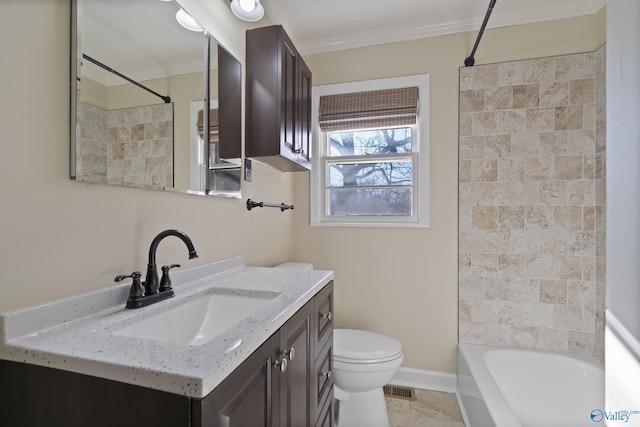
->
[[458, 46, 606, 361], [77, 103, 173, 190]]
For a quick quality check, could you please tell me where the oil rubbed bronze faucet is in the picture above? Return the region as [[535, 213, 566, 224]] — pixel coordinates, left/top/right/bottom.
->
[[115, 229, 198, 309]]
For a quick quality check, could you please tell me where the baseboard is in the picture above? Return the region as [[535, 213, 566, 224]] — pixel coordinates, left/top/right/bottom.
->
[[388, 367, 457, 393]]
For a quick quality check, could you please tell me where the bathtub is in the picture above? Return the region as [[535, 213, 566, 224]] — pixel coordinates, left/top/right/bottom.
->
[[457, 343, 604, 427]]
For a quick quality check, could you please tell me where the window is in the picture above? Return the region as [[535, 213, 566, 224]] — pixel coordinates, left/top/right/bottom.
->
[[311, 75, 429, 227]]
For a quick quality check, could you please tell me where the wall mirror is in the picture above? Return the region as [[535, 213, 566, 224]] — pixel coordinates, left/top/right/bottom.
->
[[70, 0, 242, 198]]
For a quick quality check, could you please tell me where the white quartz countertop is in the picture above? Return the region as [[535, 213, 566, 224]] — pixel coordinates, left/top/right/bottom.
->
[[0, 256, 333, 398]]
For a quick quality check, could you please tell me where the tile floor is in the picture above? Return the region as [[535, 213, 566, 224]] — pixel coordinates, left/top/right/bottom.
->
[[386, 388, 466, 427]]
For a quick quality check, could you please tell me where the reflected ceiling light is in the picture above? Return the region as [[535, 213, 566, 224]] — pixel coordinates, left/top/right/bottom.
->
[[175, 9, 204, 32], [230, 0, 264, 22]]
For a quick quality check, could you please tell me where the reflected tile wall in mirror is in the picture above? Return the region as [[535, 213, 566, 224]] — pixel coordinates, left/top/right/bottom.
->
[[78, 103, 174, 190]]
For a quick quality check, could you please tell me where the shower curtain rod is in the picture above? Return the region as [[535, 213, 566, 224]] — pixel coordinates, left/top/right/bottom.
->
[[82, 54, 171, 103], [464, 0, 497, 67]]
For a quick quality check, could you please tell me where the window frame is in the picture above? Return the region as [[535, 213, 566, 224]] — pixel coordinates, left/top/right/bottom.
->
[[311, 74, 430, 227]]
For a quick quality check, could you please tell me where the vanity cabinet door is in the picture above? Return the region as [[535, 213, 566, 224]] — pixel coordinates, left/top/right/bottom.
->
[[0, 359, 191, 427], [193, 333, 279, 427], [278, 300, 313, 427], [193, 281, 333, 427]]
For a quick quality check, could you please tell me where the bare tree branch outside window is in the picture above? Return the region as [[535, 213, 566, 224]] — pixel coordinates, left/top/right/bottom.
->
[[327, 127, 413, 216]]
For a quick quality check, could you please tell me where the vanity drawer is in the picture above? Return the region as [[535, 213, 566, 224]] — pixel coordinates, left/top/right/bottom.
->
[[313, 337, 333, 425], [315, 388, 334, 427], [314, 281, 333, 359]]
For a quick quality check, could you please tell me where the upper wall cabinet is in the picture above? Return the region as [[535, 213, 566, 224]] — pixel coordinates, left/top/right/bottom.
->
[[245, 25, 312, 172]]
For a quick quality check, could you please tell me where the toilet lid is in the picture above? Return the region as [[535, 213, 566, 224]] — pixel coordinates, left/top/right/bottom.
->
[[333, 329, 403, 363]]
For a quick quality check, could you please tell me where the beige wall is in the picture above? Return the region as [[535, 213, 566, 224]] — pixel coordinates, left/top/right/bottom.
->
[[295, 12, 605, 373], [0, 0, 294, 313], [81, 77, 108, 110], [156, 72, 204, 190]]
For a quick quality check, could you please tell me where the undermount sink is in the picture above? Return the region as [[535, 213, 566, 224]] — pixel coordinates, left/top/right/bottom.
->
[[114, 290, 279, 346]]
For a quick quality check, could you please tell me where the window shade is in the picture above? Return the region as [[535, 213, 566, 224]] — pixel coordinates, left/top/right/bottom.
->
[[197, 109, 219, 143], [319, 87, 418, 132]]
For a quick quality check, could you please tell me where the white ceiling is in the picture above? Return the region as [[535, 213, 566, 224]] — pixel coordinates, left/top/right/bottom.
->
[[81, 0, 206, 85], [262, 0, 606, 55], [80, 0, 606, 85]]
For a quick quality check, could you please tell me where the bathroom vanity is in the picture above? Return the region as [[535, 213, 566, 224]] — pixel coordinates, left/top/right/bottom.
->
[[0, 257, 334, 427]]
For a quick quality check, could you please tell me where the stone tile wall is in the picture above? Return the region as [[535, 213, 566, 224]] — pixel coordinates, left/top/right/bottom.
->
[[78, 103, 173, 190], [77, 103, 108, 184], [458, 46, 606, 361]]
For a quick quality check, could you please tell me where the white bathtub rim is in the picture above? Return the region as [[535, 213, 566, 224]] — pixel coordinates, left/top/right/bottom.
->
[[458, 343, 605, 427], [459, 343, 522, 427], [455, 390, 473, 427]]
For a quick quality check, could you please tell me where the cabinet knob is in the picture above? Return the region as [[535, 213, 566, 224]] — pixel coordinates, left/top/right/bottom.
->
[[274, 357, 288, 372], [320, 370, 332, 380], [282, 347, 295, 361], [320, 311, 332, 321]]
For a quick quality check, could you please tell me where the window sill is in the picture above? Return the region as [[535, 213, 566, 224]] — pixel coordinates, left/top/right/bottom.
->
[[309, 221, 430, 228]]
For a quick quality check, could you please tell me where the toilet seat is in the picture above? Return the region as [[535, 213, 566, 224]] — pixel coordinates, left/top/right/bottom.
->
[[334, 329, 403, 364]]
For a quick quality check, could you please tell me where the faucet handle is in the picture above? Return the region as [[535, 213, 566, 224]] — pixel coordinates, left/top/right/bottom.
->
[[159, 264, 180, 292], [115, 271, 145, 299]]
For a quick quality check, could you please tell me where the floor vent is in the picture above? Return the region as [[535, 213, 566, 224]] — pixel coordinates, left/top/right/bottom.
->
[[383, 385, 415, 401]]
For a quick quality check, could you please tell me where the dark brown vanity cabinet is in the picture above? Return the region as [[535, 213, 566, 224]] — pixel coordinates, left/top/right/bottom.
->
[[193, 332, 278, 427], [196, 300, 312, 427], [0, 281, 333, 427], [197, 281, 334, 427], [245, 25, 312, 172], [312, 282, 335, 427]]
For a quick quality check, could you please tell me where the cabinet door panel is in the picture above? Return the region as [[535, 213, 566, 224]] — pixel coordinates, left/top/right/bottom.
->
[[279, 302, 313, 427], [0, 360, 190, 427], [297, 57, 312, 165], [245, 26, 280, 158], [218, 45, 242, 159], [196, 334, 278, 427], [280, 37, 297, 161]]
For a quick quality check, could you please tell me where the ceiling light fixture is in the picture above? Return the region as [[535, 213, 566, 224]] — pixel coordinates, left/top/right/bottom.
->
[[229, 0, 264, 22], [175, 8, 204, 32]]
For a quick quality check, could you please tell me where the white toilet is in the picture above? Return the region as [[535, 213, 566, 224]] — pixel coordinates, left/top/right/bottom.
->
[[273, 262, 404, 427], [333, 329, 403, 427]]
